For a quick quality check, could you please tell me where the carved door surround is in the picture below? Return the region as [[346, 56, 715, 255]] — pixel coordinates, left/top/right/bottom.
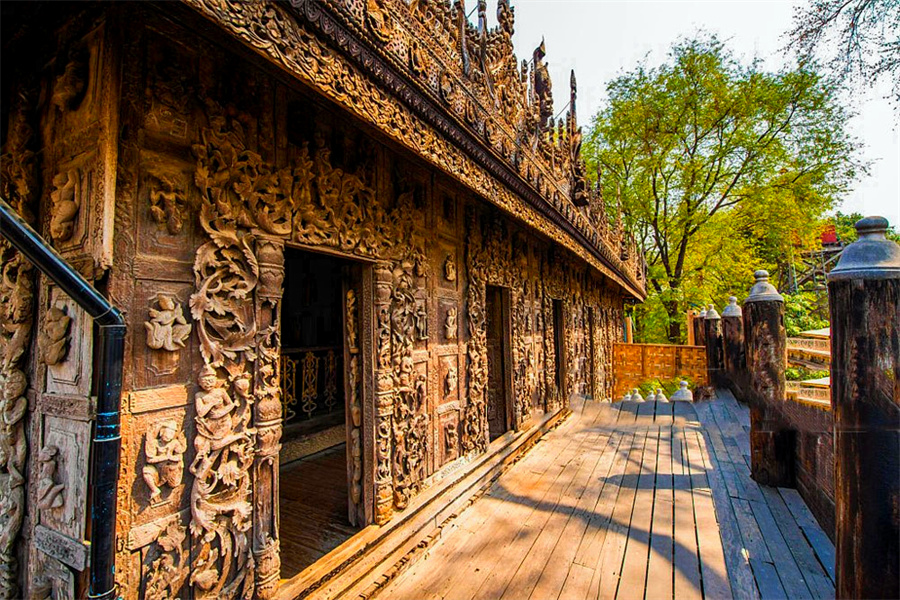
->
[[485, 286, 513, 442]]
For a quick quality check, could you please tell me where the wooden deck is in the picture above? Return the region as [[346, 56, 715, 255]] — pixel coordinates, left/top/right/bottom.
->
[[382, 392, 835, 600]]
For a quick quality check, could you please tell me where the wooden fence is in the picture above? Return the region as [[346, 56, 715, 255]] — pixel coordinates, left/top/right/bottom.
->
[[612, 343, 708, 400]]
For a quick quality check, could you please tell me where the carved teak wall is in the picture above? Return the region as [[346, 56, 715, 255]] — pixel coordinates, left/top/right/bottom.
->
[[0, 3, 634, 599]]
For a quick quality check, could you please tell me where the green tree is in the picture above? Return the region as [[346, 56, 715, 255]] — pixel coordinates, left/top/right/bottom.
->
[[586, 35, 861, 343]]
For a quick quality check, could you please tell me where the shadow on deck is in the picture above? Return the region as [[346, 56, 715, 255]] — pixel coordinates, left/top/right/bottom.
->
[[382, 392, 835, 600]]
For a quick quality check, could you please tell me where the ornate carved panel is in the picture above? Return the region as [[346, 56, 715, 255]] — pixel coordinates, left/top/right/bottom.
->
[[36, 416, 90, 541], [42, 288, 92, 398], [134, 283, 194, 389]]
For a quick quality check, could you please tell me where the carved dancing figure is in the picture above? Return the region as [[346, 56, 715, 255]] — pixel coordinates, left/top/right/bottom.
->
[[144, 296, 192, 352], [48, 170, 79, 243], [445, 307, 458, 340], [443, 255, 457, 281], [38, 306, 71, 366], [36, 446, 65, 510], [142, 420, 187, 504]]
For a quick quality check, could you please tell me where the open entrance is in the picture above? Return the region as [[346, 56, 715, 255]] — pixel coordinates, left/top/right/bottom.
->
[[486, 286, 512, 441], [278, 247, 362, 578], [553, 299, 566, 403]]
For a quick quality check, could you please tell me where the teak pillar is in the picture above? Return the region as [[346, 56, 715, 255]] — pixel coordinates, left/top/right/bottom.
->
[[744, 270, 792, 487], [704, 304, 724, 387], [721, 296, 745, 396], [827, 216, 900, 600], [693, 308, 707, 347]]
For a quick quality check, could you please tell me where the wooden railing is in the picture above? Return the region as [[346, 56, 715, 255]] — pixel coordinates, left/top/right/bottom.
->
[[612, 343, 708, 400]]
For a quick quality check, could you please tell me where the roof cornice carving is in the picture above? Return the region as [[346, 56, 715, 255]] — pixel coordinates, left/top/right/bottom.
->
[[179, 0, 646, 298]]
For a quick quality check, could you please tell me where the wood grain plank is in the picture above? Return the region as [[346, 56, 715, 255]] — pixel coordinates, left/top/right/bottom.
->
[[672, 429, 703, 600], [686, 430, 733, 600], [616, 426, 660, 599], [758, 486, 834, 598], [645, 426, 674, 600], [593, 429, 649, 600]]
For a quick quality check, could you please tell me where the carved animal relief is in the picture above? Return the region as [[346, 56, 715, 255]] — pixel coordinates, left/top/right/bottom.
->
[[39, 306, 72, 366], [144, 296, 191, 352], [144, 519, 188, 600]]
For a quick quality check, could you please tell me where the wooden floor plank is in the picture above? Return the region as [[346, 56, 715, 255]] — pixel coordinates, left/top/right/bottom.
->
[[559, 563, 595, 600], [757, 487, 834, 598], [748, 497, 813, 599], [593, 429, 649, 600], [645, 427, 675, 600], [686, 430, 734, 600], [690, 409, 760, 600], [528, 430, 627, 600], [672, 429, 703, 600], [383, 397, 834, 600], [616, 426, 660, 599]]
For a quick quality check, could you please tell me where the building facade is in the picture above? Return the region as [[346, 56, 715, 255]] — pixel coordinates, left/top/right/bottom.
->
[[0, 1, 645, 598]]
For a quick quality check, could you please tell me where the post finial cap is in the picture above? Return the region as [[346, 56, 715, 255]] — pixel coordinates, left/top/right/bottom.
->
[[746, 270, 783, 303], [828, 216, 900, 281], [722, 295, 742, 317], [705, 303, 720, 319]]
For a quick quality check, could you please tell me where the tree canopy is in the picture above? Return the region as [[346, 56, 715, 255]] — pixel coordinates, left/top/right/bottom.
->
[[788, 0, 900, 104], [585, 35, 862, 343]]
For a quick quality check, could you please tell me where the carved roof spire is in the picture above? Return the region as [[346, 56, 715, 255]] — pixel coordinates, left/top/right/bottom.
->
[[570, 70, 577, 128]]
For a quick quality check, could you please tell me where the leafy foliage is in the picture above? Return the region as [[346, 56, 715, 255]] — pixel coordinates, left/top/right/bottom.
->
[[586, 35, 862, 343], [783, 291, 830, 336]]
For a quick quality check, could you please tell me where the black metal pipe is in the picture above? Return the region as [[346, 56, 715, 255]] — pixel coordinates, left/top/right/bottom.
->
[[0, 197, 124, 600]]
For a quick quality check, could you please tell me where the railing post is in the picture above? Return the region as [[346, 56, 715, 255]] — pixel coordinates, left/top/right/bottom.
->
[[704, 304, 724, 387], [827, 216, 900, 600], [721, 296, 746, 397], [693, 307, 707, 347], [744, 270, 793, 487]]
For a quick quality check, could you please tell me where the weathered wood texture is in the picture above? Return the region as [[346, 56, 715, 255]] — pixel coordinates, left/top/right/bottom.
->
[[722, 313, 747, 398], [381, 393, 835, 600], [704, 312, 725, 387], [743, 298, 792, 487], [829, 277, 899, 600], [611, 343, 708, 399]]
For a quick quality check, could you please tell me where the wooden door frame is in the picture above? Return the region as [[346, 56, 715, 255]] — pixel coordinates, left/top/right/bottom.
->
[[280, 243, 377, 533], [486, 285, 515, 439]]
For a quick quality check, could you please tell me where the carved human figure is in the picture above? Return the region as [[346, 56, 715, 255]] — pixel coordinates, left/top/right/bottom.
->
[[445, 307, 458, 340], [142, 420, 187, 504], [193, 365, 239, 448], [444, 255, 457, 282], [149, 175, 186, 235], [36, 446, 65, 510], [444, 365, 458, 398], [445, 422, 459, 458], [38, 306, 71, 366], [414, 303, 428, 340], [49, 170, 79, 243], [144, 295, 192, 352]]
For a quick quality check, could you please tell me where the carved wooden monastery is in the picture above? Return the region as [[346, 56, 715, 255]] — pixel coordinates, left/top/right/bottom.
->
[[0, 1, 646, 598]]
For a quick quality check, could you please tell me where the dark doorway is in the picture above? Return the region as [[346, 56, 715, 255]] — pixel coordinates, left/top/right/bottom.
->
[[279, 247, 360, 578], [486, 286, 511, 441], [552, 299, 566, 401]]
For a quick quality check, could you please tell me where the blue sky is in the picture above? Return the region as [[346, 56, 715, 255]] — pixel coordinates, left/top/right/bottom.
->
[[488, 0, 899, 228]]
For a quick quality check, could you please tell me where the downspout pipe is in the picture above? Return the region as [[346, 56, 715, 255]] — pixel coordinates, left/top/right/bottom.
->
[[0, 197, 124, 600]]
